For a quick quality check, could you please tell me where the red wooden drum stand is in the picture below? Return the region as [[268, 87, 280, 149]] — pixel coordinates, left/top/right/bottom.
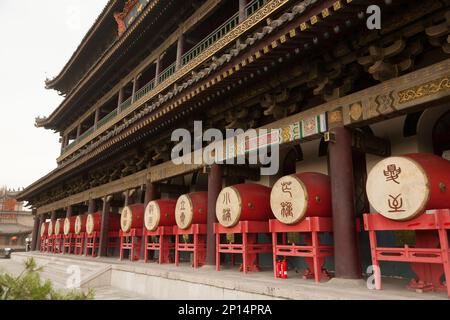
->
[[269, 218, 333, 282], [214, 221, 272, 273], [174, 224, 207, 268], [85, 231, 120, 257], [63, 234, 75, 254], [47, 235, 55, 254], [119, 228, 143, 261], [364, 209, 450, 297], [143, 226, 175, 264], [74, 233, 85, 255], [39, 236, 48, 253], [53, 234, 64, 254]]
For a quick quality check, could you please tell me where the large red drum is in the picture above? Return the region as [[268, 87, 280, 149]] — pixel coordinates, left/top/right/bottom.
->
[[48, 220, 56, 236], [75, 214, 88, 235], [175, 192, 208, 229], [216, 183, 272, 228], [40, 222, 49, 238], [366, 153, 450, 221], [64, 216, 76, 235], [145, 199, 177, 231], [270, 172, 332, 225], [54, 218, 65, 236], [86, 212, 121, 235], [120, 204, 145, 233]]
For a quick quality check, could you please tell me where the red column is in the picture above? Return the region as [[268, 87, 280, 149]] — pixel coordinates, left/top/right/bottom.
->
[[99, 196, 111, 257], [36, 214, 46, 251], [328, 127, 361, 279], [205, 164, 222, 265], [66, 206, 73, 218], [31, 210, 39, 251]]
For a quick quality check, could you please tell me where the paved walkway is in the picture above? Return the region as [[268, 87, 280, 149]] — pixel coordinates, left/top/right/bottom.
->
[[5, 253, 449, 300]]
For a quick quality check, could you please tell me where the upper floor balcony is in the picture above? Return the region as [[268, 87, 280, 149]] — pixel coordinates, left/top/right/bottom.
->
[[58, 0, 271, 164]]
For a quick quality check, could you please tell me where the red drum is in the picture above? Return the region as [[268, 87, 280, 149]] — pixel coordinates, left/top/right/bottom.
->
[[366, 153, 450, 221], [40, 222, 49, 238], [48, 220, 56, 236], [175, 192, 208, 229], [75, 214, 88, 235], [216, 183, 272, 228], [54, 218, 65, 236], [270, 172, 332, 225], [121, 204, 145, 233], [86, 212, 121, 235], [64, 216, 76, 235], [145, 199, 177, 231]]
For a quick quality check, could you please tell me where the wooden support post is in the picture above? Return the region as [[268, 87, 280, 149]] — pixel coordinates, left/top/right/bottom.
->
[[94, 108, 100, 130], [51, 211, 57, 223], [99, 196, 111, 257], [328, 127, 361, 279], [76, 124, 81, 140], [117, 87, 124, 112], [124, 190, 131, 207], [31, 210, 39, 251], [88, 199, 96, 214], [66, 206, 73, 218], [239, 0, 248, 23], [131, 76, 140, 103], [155, 57, 161, 85], [206, 164, 222, 265], [36, 214, 45, 251], [176, 34, 185, 71]]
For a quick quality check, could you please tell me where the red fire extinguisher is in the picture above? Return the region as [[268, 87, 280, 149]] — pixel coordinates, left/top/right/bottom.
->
[[280, 259, 288, 279], [276, 259, 288, 279]]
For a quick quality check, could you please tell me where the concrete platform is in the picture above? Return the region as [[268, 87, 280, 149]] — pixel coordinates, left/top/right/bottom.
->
[[7, 252, 449, 300]]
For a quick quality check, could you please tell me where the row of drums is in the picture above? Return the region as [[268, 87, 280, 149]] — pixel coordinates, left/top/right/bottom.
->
[[41, 153, 450, 238]]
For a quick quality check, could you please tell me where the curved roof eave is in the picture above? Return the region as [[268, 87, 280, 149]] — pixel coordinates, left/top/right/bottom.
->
[[44, 0, 119, 92]]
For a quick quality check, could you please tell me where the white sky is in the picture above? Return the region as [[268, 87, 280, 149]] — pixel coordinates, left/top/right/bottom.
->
[[0, 0, 109, 190]]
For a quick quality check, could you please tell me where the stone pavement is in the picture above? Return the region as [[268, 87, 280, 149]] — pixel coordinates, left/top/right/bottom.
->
[[4, 252, 449, 300]]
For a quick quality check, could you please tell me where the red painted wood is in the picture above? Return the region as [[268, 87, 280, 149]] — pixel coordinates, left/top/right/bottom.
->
[[87, 212, 121, 235], [404, 153, 450, 212], [294, 172, 331, 218], [64, 216, 77, 235]]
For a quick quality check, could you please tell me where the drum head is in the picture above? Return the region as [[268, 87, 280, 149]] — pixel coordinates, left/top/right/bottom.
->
[[144, 201, 161, 231], [366, 156, 429, 221], [216, 186, 242, 228], [270, 175, 308, 225], [175, 194, 194, 230], [121, 206, 133, 233]]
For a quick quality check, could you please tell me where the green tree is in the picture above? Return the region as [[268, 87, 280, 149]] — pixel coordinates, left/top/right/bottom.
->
[[0, 258, 95, 300]]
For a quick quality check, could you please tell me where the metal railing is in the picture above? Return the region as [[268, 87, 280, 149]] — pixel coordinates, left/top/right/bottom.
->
[[158, 63, 176, 84], [134, 79, 155, 102], [77, 126, 94, 142], [61, 0, 268, 158], [96, 109, 118, 130]]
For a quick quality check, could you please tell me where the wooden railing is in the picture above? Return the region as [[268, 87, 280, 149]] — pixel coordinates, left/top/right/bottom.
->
[[61, 0, 269, 157]]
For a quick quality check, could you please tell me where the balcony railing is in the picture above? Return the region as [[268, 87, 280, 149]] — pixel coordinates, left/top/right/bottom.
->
[[181, 13, 240, 66], [158, 63, 176, 84], [61, 0, 269, 158], [134, 79, 155, 102], [96, 109, 118, 130]]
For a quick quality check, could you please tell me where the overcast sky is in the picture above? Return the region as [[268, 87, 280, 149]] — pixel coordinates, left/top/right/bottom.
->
[[0, 0, 109, 190]]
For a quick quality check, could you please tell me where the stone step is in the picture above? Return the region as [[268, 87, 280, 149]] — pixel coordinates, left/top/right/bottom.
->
[[41, 262, 99, 274]]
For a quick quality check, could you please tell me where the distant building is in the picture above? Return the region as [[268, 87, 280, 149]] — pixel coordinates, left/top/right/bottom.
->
[[0, 187, 33, 249]]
